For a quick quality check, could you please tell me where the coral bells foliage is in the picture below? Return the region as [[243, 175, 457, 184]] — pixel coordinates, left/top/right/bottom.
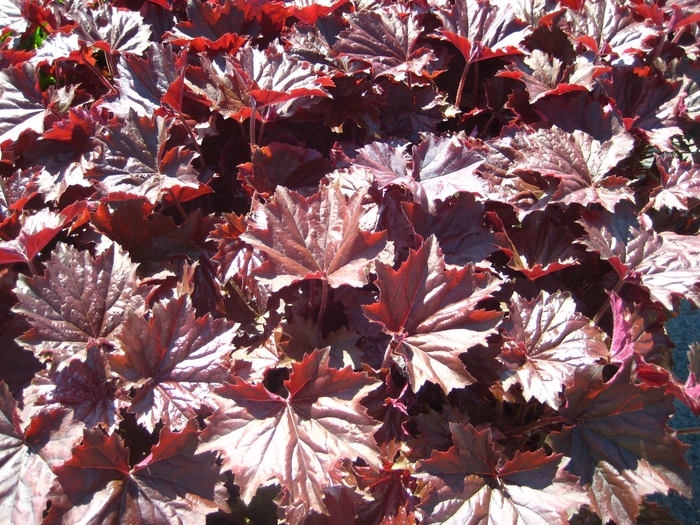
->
[[4, 1, 700, 524]]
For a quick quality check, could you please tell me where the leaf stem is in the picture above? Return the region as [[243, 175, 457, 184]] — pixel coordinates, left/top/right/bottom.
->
[[675, 427, 700, 435], [592, 277, 625, 325], [316, 277, 328, 334], [455, 61, 471, 109], [169, 190, 188, 222], [250, 99, 257, 155], [519, 415, 568, 435]]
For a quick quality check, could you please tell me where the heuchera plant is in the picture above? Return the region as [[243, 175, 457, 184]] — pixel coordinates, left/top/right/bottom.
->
[[2, 0, 700, 523]]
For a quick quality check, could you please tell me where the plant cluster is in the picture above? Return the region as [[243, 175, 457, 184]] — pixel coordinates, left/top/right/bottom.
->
[[1, 0, 700, 523]]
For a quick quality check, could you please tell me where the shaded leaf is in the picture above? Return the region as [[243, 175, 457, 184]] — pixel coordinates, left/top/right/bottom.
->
[[547, 360, 691, 525]]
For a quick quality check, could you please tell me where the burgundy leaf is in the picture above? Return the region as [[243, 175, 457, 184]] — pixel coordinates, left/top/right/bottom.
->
[[405, 192, 497, 266], [109, 295, 236, 430], [164, 0, 253, 52], [0, 203, 88, 265], [71, 4, 152, 55], [0, 63, 46, 145], [90, 199, 203, 272], [0, 382, 82, 525], [184, 52, 253, 121], [45, 420, 227, 524], [419, 423, 587, 524], [198, 348, 381, 515], [512, 126, 635, 212], [647, 154, 700, 211], [236, 43, 334, 111], [433, 0, 530, 63], [501, 51, 607, 104], [499, 291, 608, 408], [363, 236, 501, 393], [600, 66, 681, 150], [493, 209, 581, 280], [548, 360, 691, 525], [44, 342, 119, 428], [564, 0, 658, 57], [580, 205, 700, 309], [100, 43, 186, 118], [333, 4, 435, 83], [237, 142, 332, 198], [13, 242, 147, 368], [87, 110, 204, 204], [609, 293, 673, 367], [241, 184, 390, 291]]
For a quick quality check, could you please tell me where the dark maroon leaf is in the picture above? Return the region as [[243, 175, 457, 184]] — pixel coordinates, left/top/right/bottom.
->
[[499, 291, 608, 408], [493, 209, 582, 280], [241, 184, 390, 291], [90, 199, 203, 272], [512, 126, 635, 212], [419, 423, 587, 524], [433, 0, 530, 64], [647, 154, 700, 211], [0, 382, 82, 524], [237, 142, 332, 198], [13, 242, 147, 368], [564, 0, 658, 57], [87, 110, 204, 204], [45, 420, 227, 524], [100, 43, 186, 118], [354, 463, 420, 525], [198, 348, 381, 516], [363, 236, 501, 393], [501, 50, 607, 104], [109, 295, 236, 430], [164, 0, 253, 52], [580, 205, 700, 309], [548, 359, 691, 525], [333, 4, 435, 83], [406, 192, 497, 265], [42, 342, 120, 428], [609, 293, 673, 367], [600, 66, 681, 150], [0, 203, 88, 265]]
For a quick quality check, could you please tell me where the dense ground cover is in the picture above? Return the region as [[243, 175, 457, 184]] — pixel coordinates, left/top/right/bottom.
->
[[2, 0, 700, 523]]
